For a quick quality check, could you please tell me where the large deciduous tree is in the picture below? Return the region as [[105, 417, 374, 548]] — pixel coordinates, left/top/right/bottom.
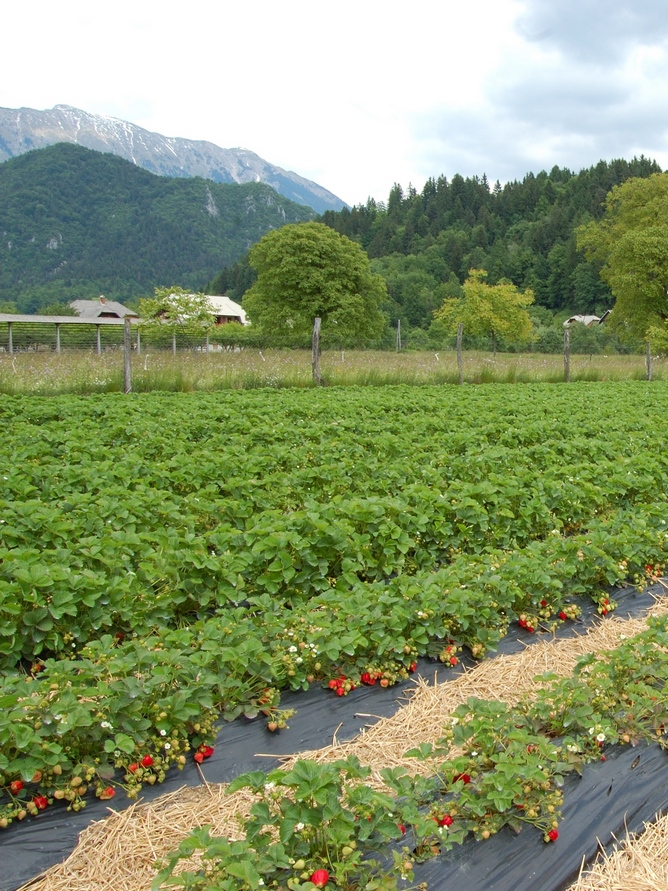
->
[[577, 173, 668, 341], [433, 269, 535, 352], [242, 222, 387, 344]]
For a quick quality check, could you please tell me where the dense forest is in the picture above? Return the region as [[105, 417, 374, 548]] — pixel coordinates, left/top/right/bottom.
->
[[1, 144, 661, 352], [0, 144, 314, 313], [212, 156, 661, 348]]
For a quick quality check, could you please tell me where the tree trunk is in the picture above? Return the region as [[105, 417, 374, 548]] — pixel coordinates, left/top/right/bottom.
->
[[312, 317, 323, 386], [456, 322, 464, 385]]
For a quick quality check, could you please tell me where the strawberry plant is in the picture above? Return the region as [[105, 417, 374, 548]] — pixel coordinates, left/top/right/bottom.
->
[[153, 756, 412, 891], [4, 385, 668, 830]]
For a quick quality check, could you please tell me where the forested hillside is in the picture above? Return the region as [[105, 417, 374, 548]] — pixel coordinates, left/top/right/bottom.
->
[[320, 158, 661, 329], [0, 144, 314, 312], [213, 156, 661, 340]]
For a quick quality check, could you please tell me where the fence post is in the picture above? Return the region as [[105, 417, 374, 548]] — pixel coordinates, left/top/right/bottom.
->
[[396, 319, 402, 351], [7, 322, 13, 356], [55, 324, 61, 354], [123, 318, 132, 394], [564, 327, 571, 382], [456, 322, 464, 385], [96, 325, 102, 355], [647, 341, 653, 381], [312, 317, 322, 386], [136, 327, 141, 356]]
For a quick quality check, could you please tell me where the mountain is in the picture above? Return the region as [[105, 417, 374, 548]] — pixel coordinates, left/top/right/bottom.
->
[[0, 104, 347, 215], [0, 143, 314, 312]]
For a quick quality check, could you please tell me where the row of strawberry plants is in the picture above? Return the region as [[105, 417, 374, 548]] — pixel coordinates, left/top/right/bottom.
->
[[4, 386, 667, 533], [153, 614, 668, 891], [3, 441, 668, 669], [1, 500, 666, 827]]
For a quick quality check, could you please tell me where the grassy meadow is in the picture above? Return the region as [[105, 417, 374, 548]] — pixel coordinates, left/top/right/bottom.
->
[[0, 347, 663, 395]]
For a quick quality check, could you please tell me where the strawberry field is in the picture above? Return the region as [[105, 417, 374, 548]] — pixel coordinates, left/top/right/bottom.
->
[[2, 381, 668, 848]]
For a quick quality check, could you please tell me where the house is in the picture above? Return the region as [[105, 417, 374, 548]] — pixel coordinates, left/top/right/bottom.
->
[[205, 295, 248, 326], [70, 296, 139, 320]]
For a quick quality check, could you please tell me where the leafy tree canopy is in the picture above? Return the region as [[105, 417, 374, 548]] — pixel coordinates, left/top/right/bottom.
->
[[312, 157, 660, 328], [243, 222, 387, 343], [577, 173, 668, 340], [434, 269, 535, 347], [138, 286, 215, 334]]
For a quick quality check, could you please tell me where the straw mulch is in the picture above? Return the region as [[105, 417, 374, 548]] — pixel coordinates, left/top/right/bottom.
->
[[16, 784, 256, 891], [17, 602, 668, 891], [567, 812, 668, 890]]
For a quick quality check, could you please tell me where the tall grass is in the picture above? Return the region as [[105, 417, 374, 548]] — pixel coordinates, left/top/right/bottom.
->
[[0, 348, 663, 395]]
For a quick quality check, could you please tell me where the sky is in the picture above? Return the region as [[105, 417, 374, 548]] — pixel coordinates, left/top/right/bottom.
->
[[4, 0, 668, 207]]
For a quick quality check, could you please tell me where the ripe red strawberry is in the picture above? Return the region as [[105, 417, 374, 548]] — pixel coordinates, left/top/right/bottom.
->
[[310, 869, 330, 888], [449, 656, 458, 666], [194, 752, 205, 764], [128, 762, 139, 773], [99, 786, 115, 800], [32, 795, 48, 810], [398, 823, 406, 834], [453, 773, 471, 784], [409, 661, 417, 672], [547, 828, 558, 842], [9, 780, 24, 795], [197, 745, 214, 759], [559, 611, 567, 621], [437, 814, 453, 826], [141, 755, 154, 768]]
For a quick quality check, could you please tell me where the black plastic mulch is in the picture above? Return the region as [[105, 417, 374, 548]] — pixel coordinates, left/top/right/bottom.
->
[[1, 583, 666, 891], [412, 741, 668, 891]]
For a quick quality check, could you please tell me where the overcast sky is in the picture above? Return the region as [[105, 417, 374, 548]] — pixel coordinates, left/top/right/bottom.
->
[[4, 0, 668, 206]]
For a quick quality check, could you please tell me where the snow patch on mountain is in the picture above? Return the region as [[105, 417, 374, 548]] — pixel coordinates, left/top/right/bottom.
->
[[0, 104, 348, 214]]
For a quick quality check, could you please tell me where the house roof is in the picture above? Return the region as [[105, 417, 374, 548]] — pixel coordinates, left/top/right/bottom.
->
[[205, 295, 248, 325], [70, 298, 139, 319]]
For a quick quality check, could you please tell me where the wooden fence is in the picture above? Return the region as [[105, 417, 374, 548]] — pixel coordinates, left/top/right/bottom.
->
[[0, 314, 141, 355]]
